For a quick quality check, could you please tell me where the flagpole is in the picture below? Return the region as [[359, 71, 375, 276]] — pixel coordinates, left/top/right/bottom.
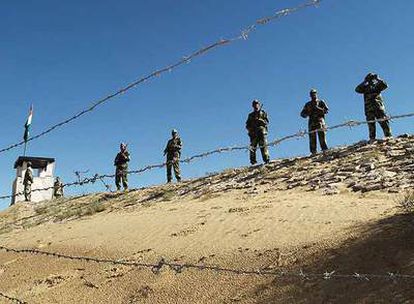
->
[[23, 104, 33, 157]]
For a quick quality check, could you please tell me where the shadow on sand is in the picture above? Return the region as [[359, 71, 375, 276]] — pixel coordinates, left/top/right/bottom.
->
[[254, 213, 414, 304]]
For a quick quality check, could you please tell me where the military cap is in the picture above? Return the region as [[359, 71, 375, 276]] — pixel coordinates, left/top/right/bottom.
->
[[26, 161, 32, 167], [252, 99, 260, 106], [171, 129, 178, 135], [310, 88, 318, 94], [365, 72, 378, 81]]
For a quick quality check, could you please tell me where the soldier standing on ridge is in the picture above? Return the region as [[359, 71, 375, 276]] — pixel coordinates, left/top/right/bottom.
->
[[53, 177, 64, 199], [23, 162, 33, 202], [246, 99, 270, 165], [114, 143, 130, 191], [300, 89, 329, 155], [355, 73, 392, 141], [164, 129, 182, 183]]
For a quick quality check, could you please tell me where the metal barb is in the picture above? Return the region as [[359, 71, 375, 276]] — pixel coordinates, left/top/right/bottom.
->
[[151, 257, 166, 274], [323, 270, 335, 280], [299, 269, 308, 280]]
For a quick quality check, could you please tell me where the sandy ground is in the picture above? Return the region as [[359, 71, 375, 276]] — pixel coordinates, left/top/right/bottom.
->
[[0, 183, 413, 303]]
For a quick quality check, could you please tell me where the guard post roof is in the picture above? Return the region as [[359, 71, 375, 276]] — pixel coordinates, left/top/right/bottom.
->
[[14, 156, 55, 169]]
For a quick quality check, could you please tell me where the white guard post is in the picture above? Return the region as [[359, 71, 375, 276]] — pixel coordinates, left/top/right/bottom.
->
[[11, 156, 55, 205]]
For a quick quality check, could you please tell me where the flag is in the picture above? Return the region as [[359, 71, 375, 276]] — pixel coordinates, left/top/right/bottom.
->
[[23, 105, 33, 142]]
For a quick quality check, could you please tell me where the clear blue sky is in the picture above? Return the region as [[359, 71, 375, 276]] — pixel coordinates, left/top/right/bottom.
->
[[1, 0, 413, 209]]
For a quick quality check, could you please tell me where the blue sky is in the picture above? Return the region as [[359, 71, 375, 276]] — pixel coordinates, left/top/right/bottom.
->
[[1, 0, 413, 209]]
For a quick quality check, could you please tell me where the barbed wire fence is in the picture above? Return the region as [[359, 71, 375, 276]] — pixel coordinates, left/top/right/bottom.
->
[[1, 114, 412, 302], [0, 245, 412, 282], [0, 0, 322, 155], [1, 112, 413, 202]]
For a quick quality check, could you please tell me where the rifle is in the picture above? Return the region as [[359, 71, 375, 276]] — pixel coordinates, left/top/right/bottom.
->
[[257, 103, 268, 128]]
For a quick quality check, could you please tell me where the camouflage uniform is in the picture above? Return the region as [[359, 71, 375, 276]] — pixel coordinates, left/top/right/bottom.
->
[[23, 166, 33, 202], [246, 104, 270, 165], [53, 178, 64, 198], [300, 97, 329, 154], [355, 74, 392, 140], [114, 148, 130, 191], [164, 133, 182, 183]]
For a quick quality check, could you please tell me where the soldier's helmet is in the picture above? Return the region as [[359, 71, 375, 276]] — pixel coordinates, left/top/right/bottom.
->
[[171, 129, 178, 135], [120, 143, 127, 150], [310, 89, 318, 94], [27, 161, 32, 168], [252, 99, 260, 106]]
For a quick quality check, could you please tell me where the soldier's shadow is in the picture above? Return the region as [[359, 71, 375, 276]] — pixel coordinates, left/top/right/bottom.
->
[[254, 212, 414, 304]]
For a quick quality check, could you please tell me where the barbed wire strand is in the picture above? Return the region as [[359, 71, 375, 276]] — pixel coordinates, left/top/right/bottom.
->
[[0, 291, 27, 304], [1, 112, 413, 202], [0, 245, 412, 282], [0, 0, 321, 155]]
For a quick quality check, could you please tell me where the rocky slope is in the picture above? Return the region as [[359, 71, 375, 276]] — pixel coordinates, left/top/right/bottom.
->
[[171, 134, 414, 198]]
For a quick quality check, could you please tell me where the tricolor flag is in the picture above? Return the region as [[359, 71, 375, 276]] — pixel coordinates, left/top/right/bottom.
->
[[23, 105, 33, 142]]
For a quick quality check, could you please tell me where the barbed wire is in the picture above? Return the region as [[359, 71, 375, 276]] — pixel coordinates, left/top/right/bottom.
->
[[0, 292, 27, 304], [0, 0, 322, 155], [271, 112, 414, 145], [0, 245, 412, 282], [1, 112, 414, 202]]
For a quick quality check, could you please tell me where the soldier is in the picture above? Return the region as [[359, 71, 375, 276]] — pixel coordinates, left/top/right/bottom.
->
[[246, 99, 270, 165], [355, 73, 392, 141], [300, 89, 329, 155], [164, 129, 182, 183], [114, 143, 130, 191], [23, 162, 33, 202], [53, 177, 64, 199]]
